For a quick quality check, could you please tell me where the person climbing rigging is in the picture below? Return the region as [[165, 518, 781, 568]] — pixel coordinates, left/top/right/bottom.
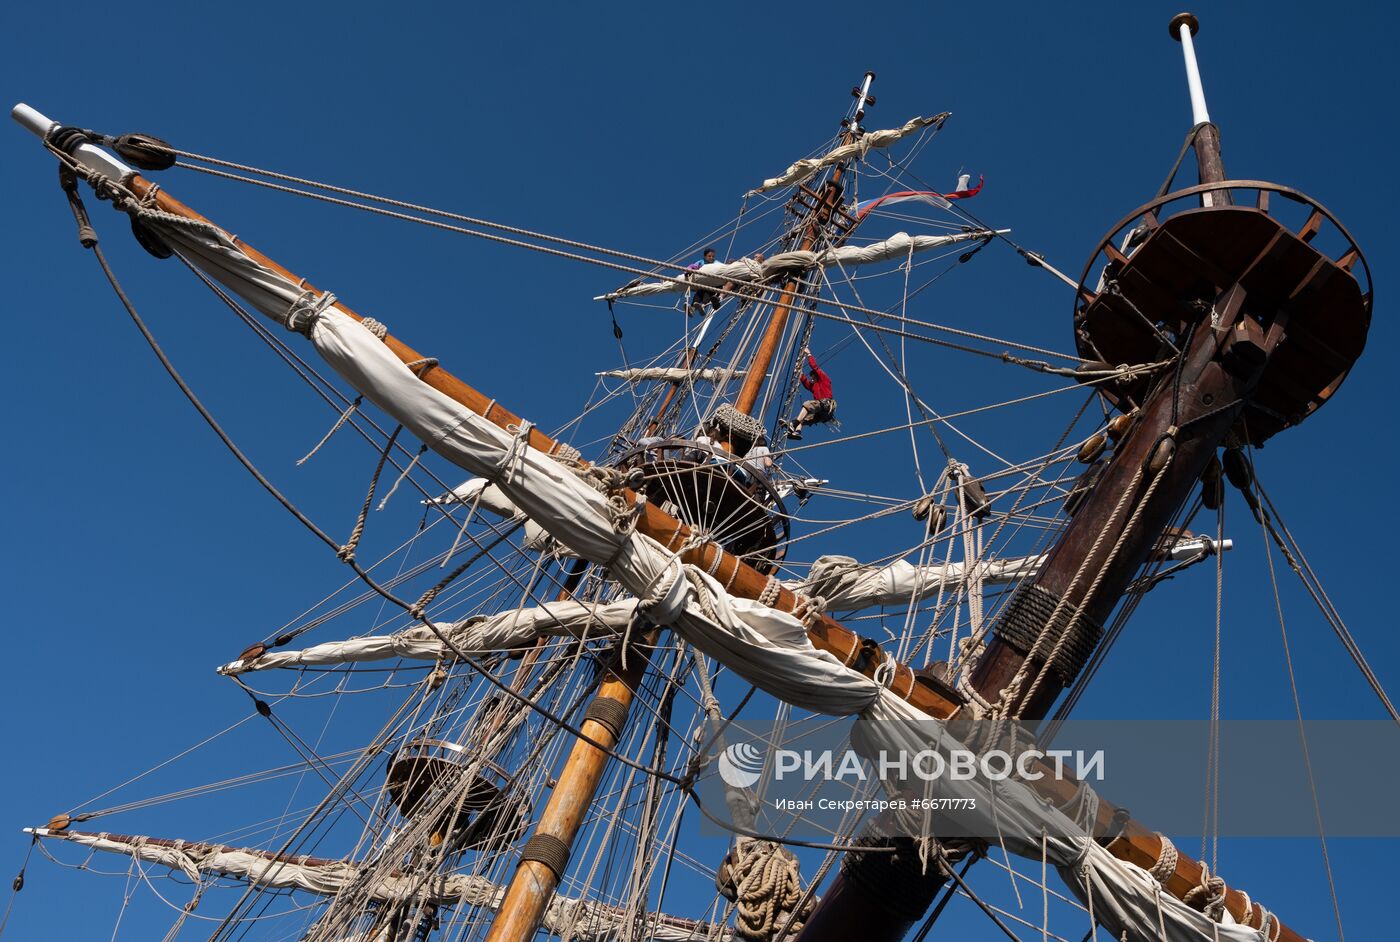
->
[[687, 247, 722, 315], [782, 347, 836, 441]]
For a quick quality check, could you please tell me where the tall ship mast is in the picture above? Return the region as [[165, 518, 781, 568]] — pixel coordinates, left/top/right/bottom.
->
[[4, 13, 1390, 942]]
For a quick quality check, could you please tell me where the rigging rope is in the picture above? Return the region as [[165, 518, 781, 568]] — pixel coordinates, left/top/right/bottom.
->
[[1256, 477, 1347, 942], [96, 139, 1084, 367], [1250, 472, 1399, 724]]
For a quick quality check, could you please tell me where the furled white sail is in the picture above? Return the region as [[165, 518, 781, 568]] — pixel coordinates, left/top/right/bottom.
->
[[748, 114, 950, 194], [219, 599, 639, 674], [793, 536, 1229, 612], [25, 829, 493, 904], [426, 476, 522, 517], [26, 830, 728, 941], [595, 230, 999, 301], [426, 477, 564, 556], [141, 212, 1268, 942], [598, 367, 745, 384], [792, 554, 1040, 611]]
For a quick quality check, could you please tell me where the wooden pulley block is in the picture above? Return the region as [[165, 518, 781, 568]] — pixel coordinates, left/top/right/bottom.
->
[[1107, 408, 1139, 441], [1222, 447, 1253, 491], [1078, 432, 1108, 464]]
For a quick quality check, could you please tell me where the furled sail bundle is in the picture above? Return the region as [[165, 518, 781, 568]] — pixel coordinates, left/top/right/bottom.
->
[[851, 701, 1273, 942], [597, 367, 745, 384], [218, 599, 640, 674], [26, 829, 494, 904], [793, 553, 1042, 611], [220, 534, 1229, 674], [746, 114, 950, 194], [26, 830, 731, 942], [595, 229, 1001, 302], [798, 535, 1229, 612], [426, 476, 565, 555]]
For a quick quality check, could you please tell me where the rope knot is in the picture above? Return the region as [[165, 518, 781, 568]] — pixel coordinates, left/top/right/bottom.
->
[[495, 421, 534, 481], [86, 172, 118, 204], [794, 595, 827, 627], [572, 464, 644, 535], [285, 289, 337, 336], [1182, 859, 1228, 920], [637, 556, 689, 626], [550, 442, 583, 465], [756, 576, 783, 608]]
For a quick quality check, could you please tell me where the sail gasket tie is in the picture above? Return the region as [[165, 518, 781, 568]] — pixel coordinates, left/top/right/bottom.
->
[[520, 833, 572, 878], [583, 697, 630, 740], [550, 442, 583, 464], [1149, 832, 1179, 887], [495, 421, 534, 480], [757, 576, 782, 608], [285, 290, 337, 336]]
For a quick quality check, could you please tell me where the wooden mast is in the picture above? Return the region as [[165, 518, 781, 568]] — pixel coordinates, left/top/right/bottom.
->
[[482, 638, 654, 942], [793, 14, 1365, 942], [733, 71, 873, 417]]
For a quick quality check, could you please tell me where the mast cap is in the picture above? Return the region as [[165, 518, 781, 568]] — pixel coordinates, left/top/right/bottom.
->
[[1169, 12, 1199, 40]]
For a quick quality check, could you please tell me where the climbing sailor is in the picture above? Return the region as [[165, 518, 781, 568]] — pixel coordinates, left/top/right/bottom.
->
[[687, 247, 722, 315], [782, 347, 836, 440]]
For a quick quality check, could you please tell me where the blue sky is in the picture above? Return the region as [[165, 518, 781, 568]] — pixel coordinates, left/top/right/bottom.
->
[[2, 1, 1397, 940]]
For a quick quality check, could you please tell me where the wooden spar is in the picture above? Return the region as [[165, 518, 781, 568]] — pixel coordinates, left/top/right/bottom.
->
[[483, 637, 652, 942], [476, 559, 630, 940], [113, 172, 1315, 942]]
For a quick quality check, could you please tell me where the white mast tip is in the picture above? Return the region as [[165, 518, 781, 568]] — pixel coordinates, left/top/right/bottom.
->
[[1169, 12, 1199, 40], [11, 102, 56, 139]]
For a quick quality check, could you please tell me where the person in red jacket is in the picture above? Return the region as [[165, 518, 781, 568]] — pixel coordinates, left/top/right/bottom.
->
[[783, 347, 836, 440]]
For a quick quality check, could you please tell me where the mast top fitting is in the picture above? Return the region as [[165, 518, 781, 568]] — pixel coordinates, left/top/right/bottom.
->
[[1169, 12, 1199, 40]]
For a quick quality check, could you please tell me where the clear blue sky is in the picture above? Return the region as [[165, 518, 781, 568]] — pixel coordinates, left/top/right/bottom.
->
[[2, 1, 1396, 940]]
